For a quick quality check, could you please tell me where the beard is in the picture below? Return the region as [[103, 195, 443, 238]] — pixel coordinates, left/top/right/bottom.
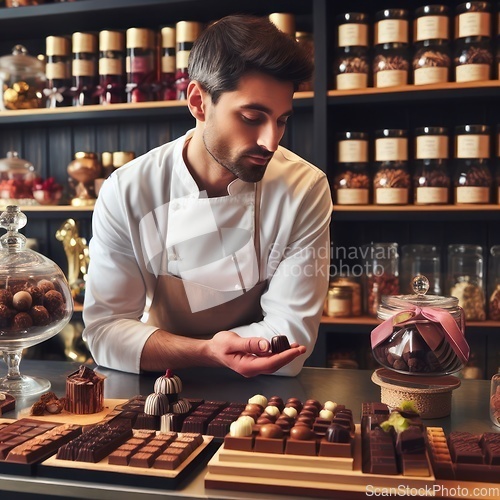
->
[[202, 130, 273, 183]]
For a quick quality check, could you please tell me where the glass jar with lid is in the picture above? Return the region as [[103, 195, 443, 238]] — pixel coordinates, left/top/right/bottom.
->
[[335, 12, 370, 90], [448, 243, 486, 321], [374, 129, 410, 205], [45, 36, 72, 108], [496, 124, 500, 203], [371, 275, 469, 375], [401, 244, 442, 295], [330, 275, 362, 316], [324, 283, 352, 318], [334, 131, 370, 205], [98, 30, 126, 104], [0, 45, 47, 111], [414, 126, 450, 204], [413, 5, 451, 85], [362, 242, 400, 317], [488, 245, 500, 320], [454, 2, 493, 82], [454, 124, 492, 204], [0, 151, 37, 206], [373, 9, 410, 88]]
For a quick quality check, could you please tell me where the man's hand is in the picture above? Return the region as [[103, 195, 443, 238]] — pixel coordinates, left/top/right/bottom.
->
[[208, 330, 306, 378]]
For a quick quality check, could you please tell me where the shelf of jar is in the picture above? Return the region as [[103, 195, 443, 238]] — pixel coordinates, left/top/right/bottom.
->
[[0, 92, 313, 126], [332, 204, 500, 221], [327, 80, 500, 105], [320, 315, 500, 333]]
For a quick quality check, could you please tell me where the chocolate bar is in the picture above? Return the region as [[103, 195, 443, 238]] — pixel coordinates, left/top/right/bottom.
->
[[56, 423, 133, 463], [0, 392, 15, 415]]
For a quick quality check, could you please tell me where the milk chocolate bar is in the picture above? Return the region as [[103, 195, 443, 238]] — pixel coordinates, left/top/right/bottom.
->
[[6, 423, 81, 464]]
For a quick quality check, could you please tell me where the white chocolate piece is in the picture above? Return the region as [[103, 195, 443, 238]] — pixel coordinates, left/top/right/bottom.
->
[[238, 415, 256, 425], [319, 409, 334, 420], [283, 406, 297, 419], [248, 394, 267, 408], [324, 401, 337, 412], [144, 392, 170, 416], [230, 418, 253, 437], [264, 405, 280, 417]]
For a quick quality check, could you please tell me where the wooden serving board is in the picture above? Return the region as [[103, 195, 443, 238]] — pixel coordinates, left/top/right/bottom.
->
[[18, 399, 124, 425], [205, 425, 436, 499]]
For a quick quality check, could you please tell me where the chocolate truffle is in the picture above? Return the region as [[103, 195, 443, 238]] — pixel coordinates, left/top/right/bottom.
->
[[248, 394, 267, 408], [170, 398, 191, 414], [12, 312, 33, 329], [154, 369, 182, 399], [259, 423, 284, 439], [37, 279, 55, 294], [29, 305, 50, 326], [12, 290, 32, 311], [43, 290, 64, 313], [27, 286, 44, 305], [325, 423, 351, 443], [0, 289, 13, 307], [230, 418, 253, 437], [271, 335, 291, 353]]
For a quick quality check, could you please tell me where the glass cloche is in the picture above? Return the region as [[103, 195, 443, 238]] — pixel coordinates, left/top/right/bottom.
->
[[0, 206, 73, 395], [0, 45, 46, 111], [371, 275, 470, 376], [0, 151, 37, 206]]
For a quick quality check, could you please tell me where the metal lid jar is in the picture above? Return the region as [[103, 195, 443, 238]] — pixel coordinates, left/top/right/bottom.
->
[[371, 275, 469, 375]]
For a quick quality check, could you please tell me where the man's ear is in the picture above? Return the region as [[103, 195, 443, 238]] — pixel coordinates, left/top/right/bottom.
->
[[186, 80, 207, 121]]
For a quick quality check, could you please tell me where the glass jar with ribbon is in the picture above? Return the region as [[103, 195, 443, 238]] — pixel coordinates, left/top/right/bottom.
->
[[371, 275, 470, 376]]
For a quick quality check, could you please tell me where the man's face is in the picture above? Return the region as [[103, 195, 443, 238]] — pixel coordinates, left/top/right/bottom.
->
[[201, 72, 294, 183]]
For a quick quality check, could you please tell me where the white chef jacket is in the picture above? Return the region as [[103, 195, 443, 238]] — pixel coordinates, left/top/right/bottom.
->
[[82, 129, 332, 376]]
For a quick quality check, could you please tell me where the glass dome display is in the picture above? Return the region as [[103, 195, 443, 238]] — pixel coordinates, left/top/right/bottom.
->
[[0, 45, 46, 111], [0, 151, 37, 206], [371, 275, 470, 376], [0, 206, 73, 395]]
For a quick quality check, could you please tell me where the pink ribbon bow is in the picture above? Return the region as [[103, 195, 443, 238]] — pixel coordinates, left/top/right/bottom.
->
[[371, 306, 470, 364]]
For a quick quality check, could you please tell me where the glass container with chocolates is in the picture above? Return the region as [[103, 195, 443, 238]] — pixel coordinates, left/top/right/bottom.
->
[[371, 275, 469, 376], [334, 131, 370, 205], [373, 9, 410, 88], [373, 129, 410, 205], [0, 151, 37, 206], [454, 124, 492, 204], [401, 244, 442, 295], [335, 12, 370, 90], [0, 45, 46, 111], [413, 5, 451, 85], [0, 206, 73, 395]]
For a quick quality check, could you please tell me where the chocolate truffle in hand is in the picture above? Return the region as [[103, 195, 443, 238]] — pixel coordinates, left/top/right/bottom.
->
[[271, 335, 291, 353]]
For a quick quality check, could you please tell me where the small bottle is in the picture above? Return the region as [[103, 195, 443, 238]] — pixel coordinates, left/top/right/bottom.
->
[[335, 12, 370, 90], [488, 245, 500, 320], [490, 373, 500, 427], [296, 31, 314, 91], [401, 244, 442, 295], [45, 35, 71, 108], [454, 124, 492, 204], [373, 129, 410, 205], [160, 26, 176, 101], [175, 21, 202, 100], [414, 126, 450, 204], [454, 2, 493, 82], [71, 32, 98, 106], [126, 28, 156, 103], [448, 243, 486, 321], [334, 131, 370, 205], [98, 30, 126, 104], [373, 9, 410, 88], [413, 5, 451, 85], [362, 242, 400, 317]]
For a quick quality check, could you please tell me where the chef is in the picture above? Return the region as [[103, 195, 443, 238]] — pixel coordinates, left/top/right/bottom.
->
[[82, 15, 332, 377]]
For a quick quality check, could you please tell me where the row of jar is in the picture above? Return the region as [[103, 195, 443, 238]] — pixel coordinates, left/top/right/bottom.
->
[[0, 12, 312, 110], [332, 126, 500, 205], [324, 243, 500, 322], [335, 3, 500, 88]]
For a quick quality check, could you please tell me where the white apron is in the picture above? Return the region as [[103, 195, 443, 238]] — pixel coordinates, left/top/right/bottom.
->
[[146, 182, 267, 337]]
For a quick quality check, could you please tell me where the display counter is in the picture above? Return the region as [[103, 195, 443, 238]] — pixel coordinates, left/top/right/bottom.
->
[[0, 360, 497, 499]]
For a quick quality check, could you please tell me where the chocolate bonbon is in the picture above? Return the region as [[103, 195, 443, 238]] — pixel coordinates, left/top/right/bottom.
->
[[65, 365, 105, 414], [270, 335, 291, 353], [0, 392, 15, 415]]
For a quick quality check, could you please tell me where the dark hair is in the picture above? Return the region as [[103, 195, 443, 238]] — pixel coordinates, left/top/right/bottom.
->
[[188, 14, 313, 103]]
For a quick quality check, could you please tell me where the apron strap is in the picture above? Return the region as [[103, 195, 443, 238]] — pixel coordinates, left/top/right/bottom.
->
[[254, 181, 262, 282]]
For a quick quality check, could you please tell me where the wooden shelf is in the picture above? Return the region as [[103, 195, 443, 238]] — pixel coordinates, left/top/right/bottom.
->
[[327, 80, 500, 105], [320, 315, 500, 334], [0, 92, 313, 126]]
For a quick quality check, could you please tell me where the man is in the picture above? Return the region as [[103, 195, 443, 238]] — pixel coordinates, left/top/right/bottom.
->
[[83, 15, 332, 377]]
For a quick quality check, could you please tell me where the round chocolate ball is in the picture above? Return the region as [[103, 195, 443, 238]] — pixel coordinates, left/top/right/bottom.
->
[[43, 290, 64, 313], [37, 279, 55, 294], [304, 399, 322, 411], [256, 415, 273, 425], [245, 403, 263, 415], [259, 423, 284, 439], [12, 312, 33, 330], [0, 303, 15, 320], [325, 423, 351, 443], [12, 291, 33, 311], [50, 305, 67, 321], [27, 286, 44, 306], [0, 289, 13, 307], [29, 305, 51, 326], [290, 425, 315, 441]]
